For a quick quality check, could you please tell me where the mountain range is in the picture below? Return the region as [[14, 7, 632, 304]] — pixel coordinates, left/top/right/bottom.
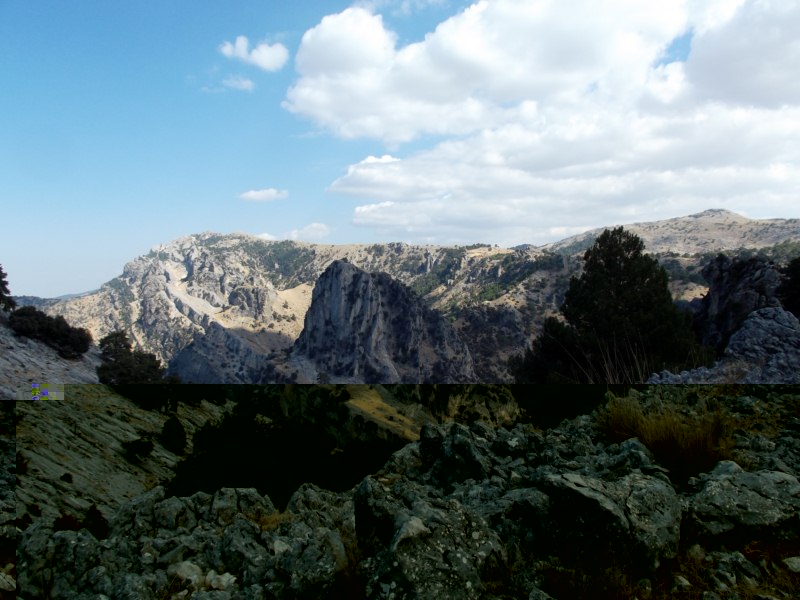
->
[[12, 209, 800, 384]]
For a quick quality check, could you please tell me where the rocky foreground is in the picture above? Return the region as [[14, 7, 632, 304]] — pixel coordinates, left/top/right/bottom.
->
[[16, 386, 800, 599]]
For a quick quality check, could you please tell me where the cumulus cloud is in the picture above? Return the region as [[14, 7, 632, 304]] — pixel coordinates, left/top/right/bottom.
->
[[240, 188, 289, 202], [288, 222, 331, 241], [220, 35, 289, 71], [222, 75, 255, 91], [285, 1, 689, 143], [257, 223, 331, 242], [292, 0, 800, 245]]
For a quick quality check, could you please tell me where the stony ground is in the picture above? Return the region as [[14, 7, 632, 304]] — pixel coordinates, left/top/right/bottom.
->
[[14, 385, 800, 599]]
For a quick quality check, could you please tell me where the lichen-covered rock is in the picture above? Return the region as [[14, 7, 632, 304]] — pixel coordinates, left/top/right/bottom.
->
[[687, 461, 800, 538]]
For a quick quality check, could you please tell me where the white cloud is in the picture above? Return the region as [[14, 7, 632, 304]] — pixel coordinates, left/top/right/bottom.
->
[[220, 35, 289, 71], [684, 0, 800, 107], [288, 222, 331, 241], [258, 223, 331, 242], [285, 1, 689, 143], [358, 0, 448, 16], [288, 0, 800, 245], [240, 188, 288, 202], [222, 75, 255, 91]]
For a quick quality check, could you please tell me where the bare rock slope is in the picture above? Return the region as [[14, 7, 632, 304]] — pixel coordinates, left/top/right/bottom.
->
[[0, 314, 100, 400]]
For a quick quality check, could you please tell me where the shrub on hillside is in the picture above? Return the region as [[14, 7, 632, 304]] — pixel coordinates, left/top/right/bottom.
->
[[121, 437, 153, 461], [598, 393, 733, 485], [9, 305, 92, 358], [160, 414, 187, 454], [97, 330, 178, 389]]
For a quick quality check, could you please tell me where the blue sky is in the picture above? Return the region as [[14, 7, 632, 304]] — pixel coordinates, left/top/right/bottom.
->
[[2, 0, 799, 297]]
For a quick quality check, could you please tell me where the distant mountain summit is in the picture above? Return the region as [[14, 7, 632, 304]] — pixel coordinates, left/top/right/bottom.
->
[[546, 209, 800, 255]]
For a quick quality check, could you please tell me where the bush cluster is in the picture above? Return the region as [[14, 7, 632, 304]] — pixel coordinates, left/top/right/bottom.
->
[[160, 414, 187, 454], [96, 331, 176, 386], [9, 305, 92, 359]]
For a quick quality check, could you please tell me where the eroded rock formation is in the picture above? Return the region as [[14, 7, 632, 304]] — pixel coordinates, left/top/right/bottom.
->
[[292, 261, 476, 383]]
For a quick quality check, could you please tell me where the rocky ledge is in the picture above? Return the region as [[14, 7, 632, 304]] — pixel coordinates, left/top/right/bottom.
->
[[17, 387, 800, 599]]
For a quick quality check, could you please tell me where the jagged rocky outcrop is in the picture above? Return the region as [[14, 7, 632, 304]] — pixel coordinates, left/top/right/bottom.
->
[[292, 261, 476, 383], [692, 254, 783, 353], [650, 307, 800, 384], [649, 253, 799, 384], [18, 388, 800, 599]]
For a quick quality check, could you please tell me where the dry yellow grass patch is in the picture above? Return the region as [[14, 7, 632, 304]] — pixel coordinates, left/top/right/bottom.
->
[[345, 386, 420, 441], [245, 510, 296, 532], [600, 393, 733, 484]]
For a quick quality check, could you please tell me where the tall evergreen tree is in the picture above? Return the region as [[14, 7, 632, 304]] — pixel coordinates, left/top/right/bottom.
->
[[512, 227, 709, 383], [0, 264, 16, 312]]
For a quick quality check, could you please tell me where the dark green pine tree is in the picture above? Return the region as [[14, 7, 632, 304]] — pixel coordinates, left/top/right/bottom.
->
[[0, 264, 16, 312], [512, 227, 709, 383]]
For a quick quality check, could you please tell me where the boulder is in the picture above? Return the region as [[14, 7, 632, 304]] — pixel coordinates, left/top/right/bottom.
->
[[687, 461, 800, 539]]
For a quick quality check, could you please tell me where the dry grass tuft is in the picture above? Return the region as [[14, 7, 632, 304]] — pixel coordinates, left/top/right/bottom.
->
[[245, 510, 296, 533], [600, 394, 733, 484]]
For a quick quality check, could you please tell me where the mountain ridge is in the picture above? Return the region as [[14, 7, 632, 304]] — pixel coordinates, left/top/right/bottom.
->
[[17, 208, 800, 383]]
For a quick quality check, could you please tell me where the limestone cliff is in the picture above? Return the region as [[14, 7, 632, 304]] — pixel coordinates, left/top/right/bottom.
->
[[292, 261, 476, 383]]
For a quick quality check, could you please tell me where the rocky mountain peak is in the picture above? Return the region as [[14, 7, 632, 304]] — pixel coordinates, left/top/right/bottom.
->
[[292, 260, 476, 383]]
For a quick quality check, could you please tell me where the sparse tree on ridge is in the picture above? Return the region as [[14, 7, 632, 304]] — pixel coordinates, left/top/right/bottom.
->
[[0, 264, 16, 312], [97, 330, 171, 385]]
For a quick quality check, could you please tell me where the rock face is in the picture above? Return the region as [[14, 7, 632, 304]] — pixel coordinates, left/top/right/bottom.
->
[[453, 305, 529, 382], [693, 254, 783, 353], [14, 386, 235, 529], [168, 321, 291, 384], [650, 306, 800, 384], [18, 387, 800, 599], [292, 261, 476, 383], [650, 252, 800, 384]]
